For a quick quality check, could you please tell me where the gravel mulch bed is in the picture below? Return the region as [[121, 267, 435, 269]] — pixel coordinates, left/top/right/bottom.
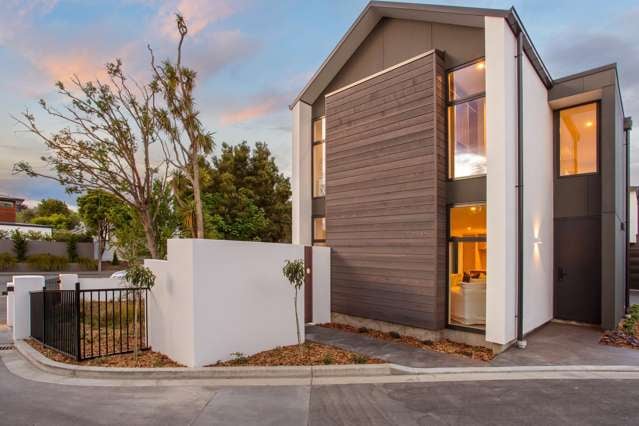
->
[[211, 341, 385, 367], [600, 318, 639, 350], [320, 323, 495, 362], [26, 339, 183, 367]]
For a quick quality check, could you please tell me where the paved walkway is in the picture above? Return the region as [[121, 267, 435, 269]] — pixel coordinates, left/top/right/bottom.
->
[[307, 322, 639, 368]]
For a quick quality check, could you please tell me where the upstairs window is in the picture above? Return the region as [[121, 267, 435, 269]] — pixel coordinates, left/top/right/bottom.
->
[[448, 59, 486, 179], [313, 117, 326, 197], [313, 217, 326, 246], [559, 103, 598, 176]]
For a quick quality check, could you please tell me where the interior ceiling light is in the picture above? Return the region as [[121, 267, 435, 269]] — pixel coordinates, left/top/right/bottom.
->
[[476, 62, 485, 70], [585, 121, 593, 127]]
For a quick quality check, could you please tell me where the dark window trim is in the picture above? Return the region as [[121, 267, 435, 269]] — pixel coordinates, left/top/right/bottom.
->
[[446, 58, 487, 182], [312, 116, 326, 200], [555, 101, 601, 179], [445, 202, 487, 335]]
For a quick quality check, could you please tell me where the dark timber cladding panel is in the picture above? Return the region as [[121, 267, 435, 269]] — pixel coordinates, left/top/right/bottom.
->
[[325, 52, 446, 330]]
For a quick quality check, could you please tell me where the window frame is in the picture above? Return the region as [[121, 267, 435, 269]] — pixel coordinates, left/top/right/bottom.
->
[[446, 57, 487, 181], [445, 202, 487, 335], [311, 116, 326, 199], [555, 101, 600, 179], [312, 215, 326, 246]]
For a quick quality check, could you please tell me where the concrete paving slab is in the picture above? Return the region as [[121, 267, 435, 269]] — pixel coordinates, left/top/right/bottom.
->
[[306, 325, 482, 368], [308, 322, 639, 368], [493, 322, 639, 366], [191, 385, 310, 426]]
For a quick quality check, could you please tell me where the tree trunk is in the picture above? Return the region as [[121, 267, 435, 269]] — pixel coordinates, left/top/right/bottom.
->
[[294, 288, 301, 347], [139, 208, 159, 259], [192, 154, 205, 239], [97, 238, 104, 272]]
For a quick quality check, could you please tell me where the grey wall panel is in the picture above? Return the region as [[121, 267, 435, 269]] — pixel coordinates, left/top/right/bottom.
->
[[447, 177, 486, 205], [312, 17, 484, 119], [551, 66, 627, 329]]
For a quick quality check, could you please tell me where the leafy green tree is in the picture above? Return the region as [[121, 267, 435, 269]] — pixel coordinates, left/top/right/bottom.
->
[[175, 142, 291, 242], [125, 264, 155, 363], [13, 56, 168, 258], [11, 230, 28, 262], [149, 14, 213, 239], [77, 190, 121, 271], [36, 198, 70, 216], [109, 181, 178, 261], [282, 259, 305, 349]]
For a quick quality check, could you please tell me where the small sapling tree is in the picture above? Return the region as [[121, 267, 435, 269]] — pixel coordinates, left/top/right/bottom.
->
[[125, 264, 155, 363], [282, 259, 305, 349]]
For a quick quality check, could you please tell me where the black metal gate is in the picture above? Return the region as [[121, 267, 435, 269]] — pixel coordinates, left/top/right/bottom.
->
[[29, 284, 149, 361]]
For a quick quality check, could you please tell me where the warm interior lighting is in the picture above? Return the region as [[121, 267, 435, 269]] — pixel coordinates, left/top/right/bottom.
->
[[475, 61, 485, 70], [585, 121, 593, 127], [470, 206, 477, 212]]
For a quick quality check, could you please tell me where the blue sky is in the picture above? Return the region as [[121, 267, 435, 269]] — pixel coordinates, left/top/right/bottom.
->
[[1, 0, 637, 207]]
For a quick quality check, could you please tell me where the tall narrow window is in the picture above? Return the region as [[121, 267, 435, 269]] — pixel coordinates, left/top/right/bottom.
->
[[313, 117, 326, 197], [448, 204, 487, 331], [448, 60, 486, 179], [313, 217, 326, 246], [559, 103, 598, 176]]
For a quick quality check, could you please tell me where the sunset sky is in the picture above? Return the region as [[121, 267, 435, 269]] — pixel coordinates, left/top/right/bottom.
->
[[1, 0, 637, 207]]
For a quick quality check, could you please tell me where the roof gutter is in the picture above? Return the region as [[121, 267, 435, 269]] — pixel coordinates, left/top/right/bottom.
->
[[516, 30, 527, 349]]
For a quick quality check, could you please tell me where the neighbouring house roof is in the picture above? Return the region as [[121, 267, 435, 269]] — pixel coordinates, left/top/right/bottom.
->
[[0, 195, 24, 204], [0, 222, 52, 229], [290, 1, 553, 109]]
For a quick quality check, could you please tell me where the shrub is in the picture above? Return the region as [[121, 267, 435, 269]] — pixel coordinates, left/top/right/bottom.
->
[[0, 253, 17, 271], [352, 354, 369, 364], [66, 234, 79, 262], [0, 229, 9, 239], [11, 230, 28, 262], [322, 354, 334, 365], [230, 352, 248, 365], [111, 251, 119, 266], [358, 327, 369, 334], [24, 230, 52, 241], [389, 331, 401, 339], [77, 257, 97, 270], [629, 304, 639, 319], [26, 254, 68, 271]]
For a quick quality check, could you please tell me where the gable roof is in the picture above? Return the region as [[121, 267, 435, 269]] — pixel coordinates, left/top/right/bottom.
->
[[290, 1, 552, 109]]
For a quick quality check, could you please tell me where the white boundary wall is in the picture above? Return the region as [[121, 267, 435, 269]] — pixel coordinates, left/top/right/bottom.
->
[[12, 275, 45, 340], [146, 239, 330, 367]]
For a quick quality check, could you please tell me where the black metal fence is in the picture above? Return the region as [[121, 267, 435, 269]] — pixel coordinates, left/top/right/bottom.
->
[[29, 284, 149, 361]]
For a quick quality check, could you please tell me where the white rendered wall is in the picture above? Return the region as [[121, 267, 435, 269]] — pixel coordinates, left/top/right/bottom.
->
[[292, 101, 312, 245], [146, 247, 196, 367], [12, 275, 45, 340], [630, 189, 638, 244], [0, 224, 52, 236], [521, 54, 554, 334], [485, 16, 518, 345], [146, 239, 330, 367], [190, 239, 305, 367], [312, 246, 331, 324]]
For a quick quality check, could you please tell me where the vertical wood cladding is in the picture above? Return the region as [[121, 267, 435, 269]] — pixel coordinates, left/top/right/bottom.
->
[[324, 52, 447, 330]]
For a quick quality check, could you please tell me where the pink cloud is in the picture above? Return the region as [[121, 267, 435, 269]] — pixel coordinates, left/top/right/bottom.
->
[[219, 92, 291, 126]]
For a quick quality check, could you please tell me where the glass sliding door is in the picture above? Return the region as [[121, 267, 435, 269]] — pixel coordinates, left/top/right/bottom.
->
[[448, 204, 487, 331]]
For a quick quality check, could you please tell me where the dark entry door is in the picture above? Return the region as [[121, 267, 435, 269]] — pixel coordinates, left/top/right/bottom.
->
[[554, 217, 601, 324]]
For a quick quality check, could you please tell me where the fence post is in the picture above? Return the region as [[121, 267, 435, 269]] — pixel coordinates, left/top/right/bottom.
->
[[75, 282, 81, 361], [42, 286, 46, 345]]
